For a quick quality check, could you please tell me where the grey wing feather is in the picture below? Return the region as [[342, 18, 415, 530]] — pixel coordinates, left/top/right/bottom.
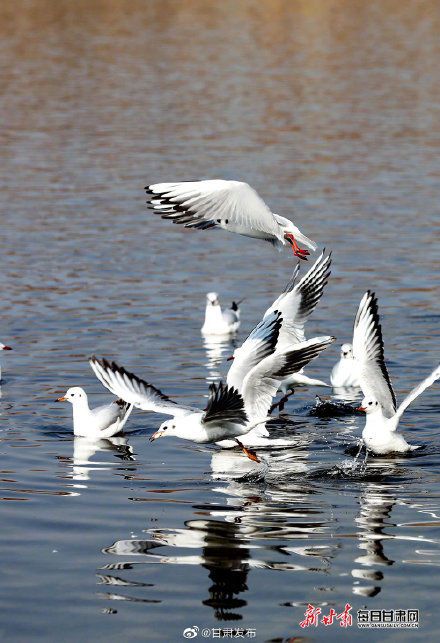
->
[[394, 364, 440, 423], [145, 180, 281, 237], [242, 335, 335, 420], [89, 356, 196, 416], [264, 250, 331, 349], [272, 336, 336, 379], [221, 309, 239, 326], [90, 401, 132, 431], [202, 381, 248, 427], [226, 310, 282, 391], [352, 291, 396, 418]]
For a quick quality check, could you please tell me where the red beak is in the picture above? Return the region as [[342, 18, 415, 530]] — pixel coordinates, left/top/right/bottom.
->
[[2, 346, 12, 351], [358, 406, 366, 411], [226, 356, 234, 361]]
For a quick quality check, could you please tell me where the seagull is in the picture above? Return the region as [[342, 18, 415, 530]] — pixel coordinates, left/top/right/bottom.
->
[[253, 250, 332, 412], [89, 312, 334, 460], [0, 342, 12, 381], [330, 343, 361, 388], [57, 386, 133, 438], [201, 292, 242, 336], [145, 180, 317, 259], [353, 291, 440, 454], [226, 310, 335, 425], [89, 358, 258, 459], [221, 308, 335, 444]]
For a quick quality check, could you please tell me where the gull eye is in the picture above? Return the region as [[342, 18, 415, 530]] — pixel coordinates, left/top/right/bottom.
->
[[172, 424, 176, 429], [368, 401, 372, 406], [71, 393, 74, 397]]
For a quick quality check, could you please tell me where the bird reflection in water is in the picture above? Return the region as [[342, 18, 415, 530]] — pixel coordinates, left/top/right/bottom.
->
[[203, 334, 237, 383], [350, 459, 438, 598], [161, 519, 251, 621], [71, 435, 135, 485], [100, 446, 338, 616], [352, 480, 396, 597]]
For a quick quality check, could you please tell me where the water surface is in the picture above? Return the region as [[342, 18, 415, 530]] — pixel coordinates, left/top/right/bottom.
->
[[1, 1, 440, 640]]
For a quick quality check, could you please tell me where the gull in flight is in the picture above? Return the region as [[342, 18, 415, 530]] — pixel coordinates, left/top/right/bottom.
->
[[223, 308, 335, 445], [201, 292, 242, 336], [353, 291, 440, 454], [57, 387, 133, 438], [145, 180, 317, 259], [244, 250, 332, 413], [330, 343, 361, 388], [89, 312, 334, 461], [89, 357, 258, 460], [0, 342, 12, 381]]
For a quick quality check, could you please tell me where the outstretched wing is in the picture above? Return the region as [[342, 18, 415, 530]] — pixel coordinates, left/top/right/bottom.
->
[[202, 381, 248, 427], [264, 250, 331, 349], [89, 356, 195, 416], [146, 180, 281, 237], [352, 291, 396, 418], [394, 364, 440, 424], [226, 310, 282, 392], [242, 335, 336, 420]]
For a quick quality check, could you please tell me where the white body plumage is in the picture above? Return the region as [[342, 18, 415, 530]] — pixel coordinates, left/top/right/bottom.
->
[[58, 387, 133, 438], [330, 344, 360, 388], [201, 292, 240, 336]]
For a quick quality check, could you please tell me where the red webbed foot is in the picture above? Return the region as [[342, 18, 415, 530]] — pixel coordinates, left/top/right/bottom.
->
[[284, 234, 309, 260]]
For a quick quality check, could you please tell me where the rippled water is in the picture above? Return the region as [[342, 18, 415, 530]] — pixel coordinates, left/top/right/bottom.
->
[[1, 1, 440, 640]]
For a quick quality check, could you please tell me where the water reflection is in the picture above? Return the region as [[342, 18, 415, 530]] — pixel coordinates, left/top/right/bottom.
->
[[352, 482, 396, 597], [71, 436, 135, 485], [100, 448, 337, 616], [2, 0, 440, 635], [99, 450, 440, 618], [158, 519, 251, 621], [203, 335, 237, 383]]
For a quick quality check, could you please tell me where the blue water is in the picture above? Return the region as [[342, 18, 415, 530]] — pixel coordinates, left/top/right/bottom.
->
[[1, 1, 440, 640]]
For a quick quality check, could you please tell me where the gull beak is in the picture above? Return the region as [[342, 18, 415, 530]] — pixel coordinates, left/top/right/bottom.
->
[[57, 396, 67, 402], [149, 430, 164, 442], [358, 406, 366, 411], [226, 356, 234, 361], [2, 346, 12, 351]]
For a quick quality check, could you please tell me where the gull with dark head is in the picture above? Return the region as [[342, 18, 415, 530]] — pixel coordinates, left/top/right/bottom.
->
[[353, 291, 440, 455], [145, 180, 316, 259], [57, 386, 133, 438]]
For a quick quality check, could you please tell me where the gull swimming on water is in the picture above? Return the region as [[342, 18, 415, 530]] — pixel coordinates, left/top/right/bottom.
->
[[145, 180, 317, 259], [57, 387, 133, 438], [0, 342, 12, 381], [353, 291, 440, 455], [89, 312, 334, 460], [330, 343, 361, 388], [201, 292, 241, 336]]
